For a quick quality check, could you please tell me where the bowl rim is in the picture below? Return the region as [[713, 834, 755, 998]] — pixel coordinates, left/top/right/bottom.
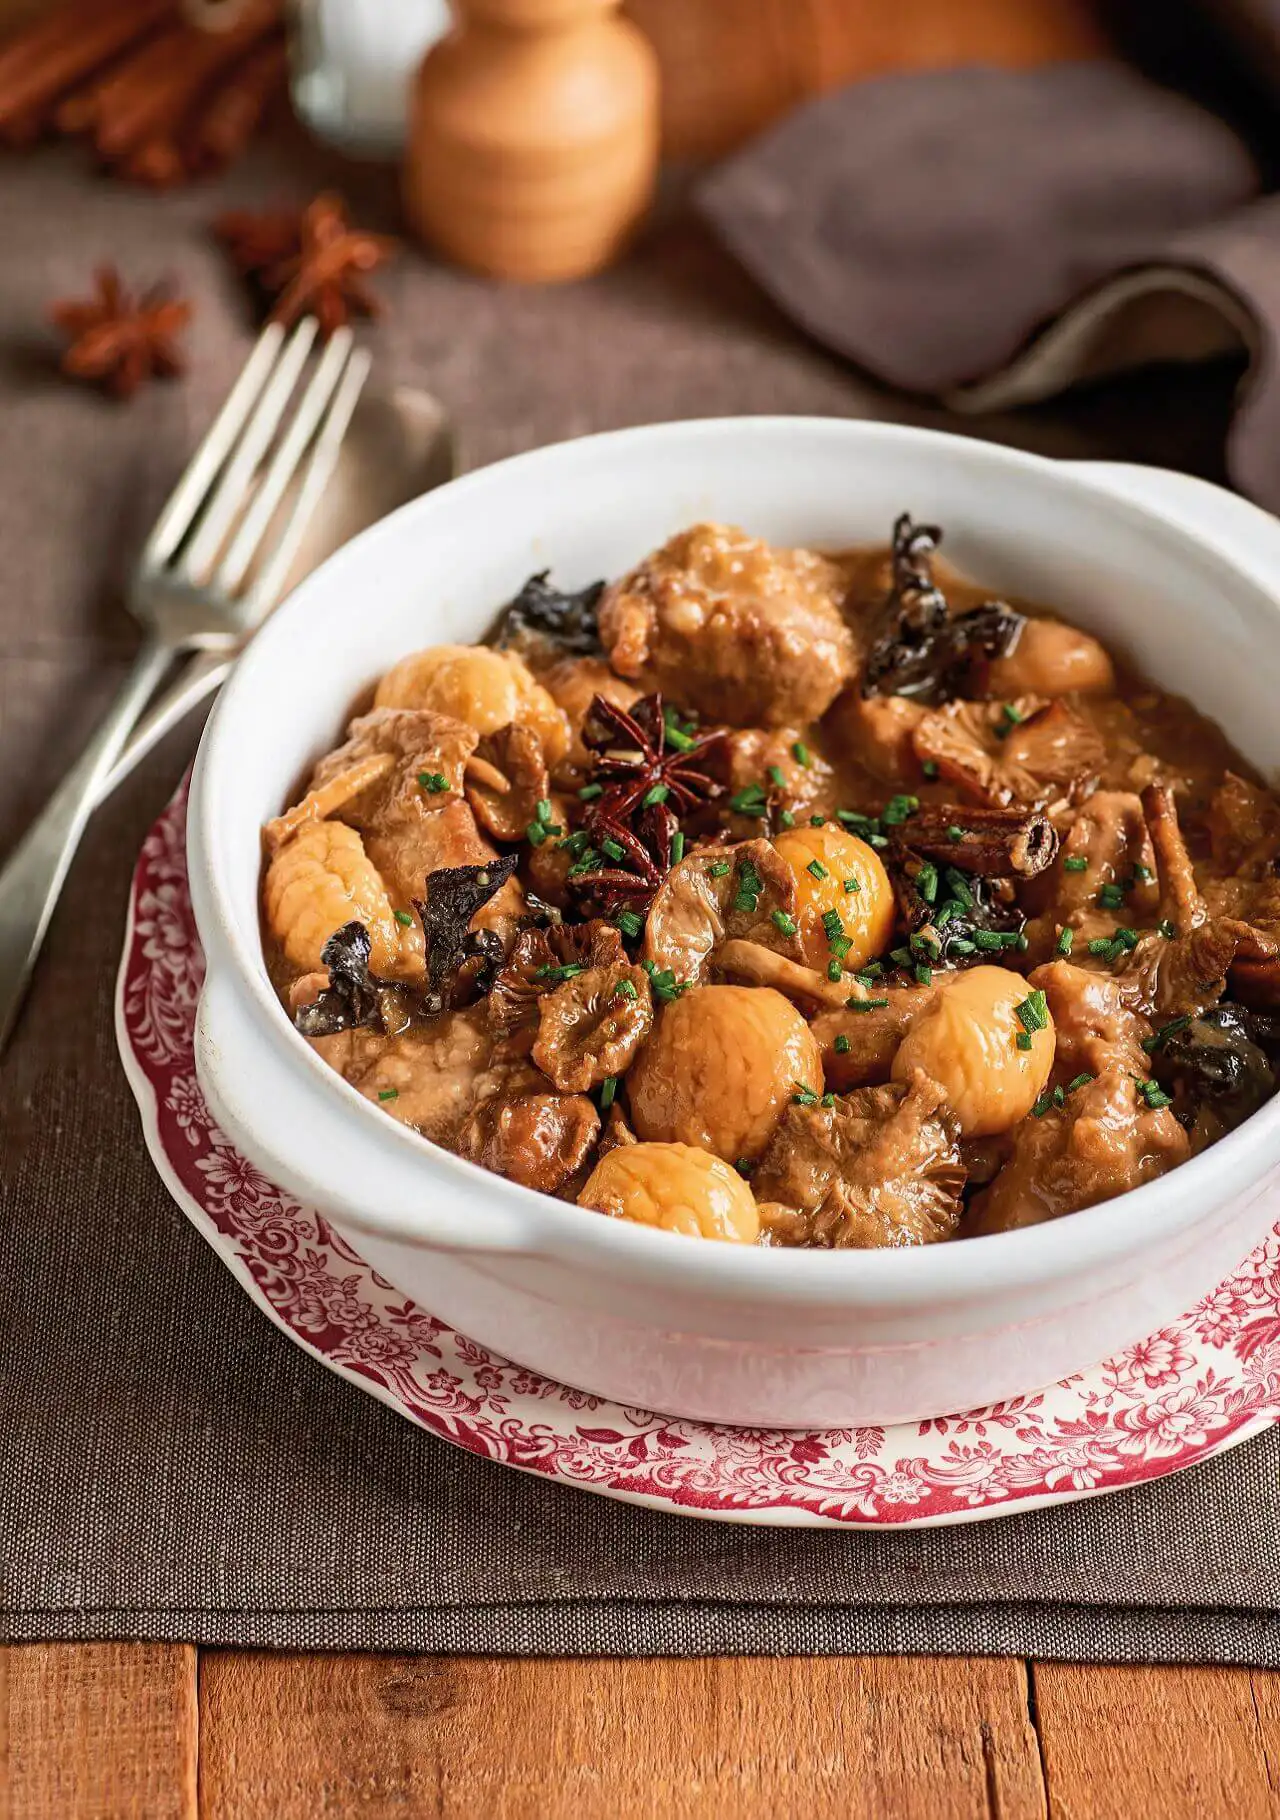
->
[[189, 414, 1280, 1301]]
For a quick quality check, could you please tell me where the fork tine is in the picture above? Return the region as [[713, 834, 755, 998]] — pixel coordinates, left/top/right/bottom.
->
[[215, 327, 355, 598], [142, 322, 285, 570], [178, 316, 318, 584], [242, 346, 373, 619]]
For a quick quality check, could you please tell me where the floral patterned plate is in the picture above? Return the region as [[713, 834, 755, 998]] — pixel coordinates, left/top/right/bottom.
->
[[117, 784, 1280, 1527]]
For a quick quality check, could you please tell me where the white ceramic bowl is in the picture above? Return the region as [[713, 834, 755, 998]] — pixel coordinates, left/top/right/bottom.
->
[[188, 418, 1280, 1428]]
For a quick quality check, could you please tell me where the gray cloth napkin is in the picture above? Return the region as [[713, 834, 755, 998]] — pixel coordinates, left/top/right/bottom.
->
[[698, 58, 1280, 513], [4, 132, 1280, 1661]]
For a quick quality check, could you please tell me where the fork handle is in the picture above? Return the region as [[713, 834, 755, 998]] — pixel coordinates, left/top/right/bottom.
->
[[0, 633, 173, 1054]]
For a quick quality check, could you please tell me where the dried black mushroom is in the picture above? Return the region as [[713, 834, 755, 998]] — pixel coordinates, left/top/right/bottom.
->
[[491, 570, 606, 656], [1150, 1004, 1279, 1142], [413, 853, 520, 1013], [861, 513, 1025, 704], [293, 922, 410, 1039]]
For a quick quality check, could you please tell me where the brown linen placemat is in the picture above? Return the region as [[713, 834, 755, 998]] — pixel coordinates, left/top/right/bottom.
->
[[4, 133, 1280, 1661]]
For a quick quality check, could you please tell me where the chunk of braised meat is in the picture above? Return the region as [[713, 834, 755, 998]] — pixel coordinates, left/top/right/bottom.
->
[[1149, 1004, 1278, 1152], [267, 707, 479, 858], [828, 692, 928, 788], [598, 522, 856, 728], [914, 697, 1105, 811], [715, 727, 838, 829], [597, 1101, 639, 1157], [1029, 960, 1152, 1080], [464, 723, 551, 842], [302, 1005, 496, 1143], [1198, 776, 1280, 1005], [966, 1066, 1190, 1234], [810, 985, 944, 1088], [753, 1070, 965, 1249], [642, 839, 804, 983], [1207, 771, 1280, 875], [457, 1086, 601, 1196], [1022, 791, 1157, 962], [860, 515, 1025, 704], [489, 921, 625, 1038], [532, 959, 654, 1092]]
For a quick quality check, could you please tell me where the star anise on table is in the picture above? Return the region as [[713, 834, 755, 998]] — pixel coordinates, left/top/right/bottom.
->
[[214, 191, 397, 339], [568, 694, 725, 915], [50, 266, 191, 400]]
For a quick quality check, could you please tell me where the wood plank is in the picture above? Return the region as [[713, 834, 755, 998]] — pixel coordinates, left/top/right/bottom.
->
[[200, 1652, 1046, 1819], [3, 1643, 198, 1820], [625, 0, 1107, 159], [1034, 1663, 1280, 1818]]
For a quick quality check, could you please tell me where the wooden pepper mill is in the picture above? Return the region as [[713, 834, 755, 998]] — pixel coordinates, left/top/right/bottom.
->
[[404, 0, 659, 283]]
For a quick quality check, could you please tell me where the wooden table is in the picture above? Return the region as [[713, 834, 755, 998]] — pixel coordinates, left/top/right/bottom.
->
[[8, 1647, 1280, 1813], [6, 5, 1272, 1815]]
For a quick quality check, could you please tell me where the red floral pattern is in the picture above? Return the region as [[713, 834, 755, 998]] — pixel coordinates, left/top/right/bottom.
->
[[115, 784, 1280, 1528]]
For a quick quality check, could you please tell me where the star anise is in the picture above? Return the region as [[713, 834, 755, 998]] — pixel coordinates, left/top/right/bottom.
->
[[214, 191, 397, 339], [567, 694, 724, 915], [50, 266, 191, 400]]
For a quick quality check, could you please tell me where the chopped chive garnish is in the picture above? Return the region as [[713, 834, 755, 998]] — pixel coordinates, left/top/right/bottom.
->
[[780, 810, 796, 828], [847, 996, 890, 1012], [973, 930, 1005, 951], [729, 784, 768, 815], [1063, 855, 1088, 873], [882, 793, 919, 826], [821, 1092, 837, 1108], [1067, 1072, 1094, 1094], [922, 759, 939, 779], [1052, 1086, 1066, 1108], [534, 962, 585, 982], [856, 963, 883, 981], [844, 876, 861, 893], [807, 858, 828, 881], [1031, 1091, 1054, 1118], [641, 962, 689, 1003], [950, 939, 977, 955], [613, 980, 639, 1002], [567, 846, 600, 876], [393, 908, 414, 926], [733, 858, 763, 913], [526, 820, 549, 846], [599, 1076, 618, 1109], [1134, 863, 1153, 881], [1142, 1015, 1191, 1054], [417, 770, 449, 793], [915, 963, 932, 986], [834, 1034, 851, 1055], [837, 809, 876, 831], [616, 910, 643, 938], [996, 703, 1024, 739], [1015, 990, 1049, 1034], [916, 862, 939, 904], [768, 765, 787, 789], [735, 1157, 754, 1177], [1016, 1031, 1033, 1051], [810, 814, 827, 827], [378, 1088, 399, 1102], [1088, 936, 1115, 956], [772, 909, 798, 937], [671, 831, 685, 863], [947, 826, 966, 843], [642, 783, 670, 807], [891, 946, 913, 967], [1136, 1078, 1173, 1110], [945, 869, 974, 909], [577, 782, 603, 800], [1056, 926, 1073, 956], [601, 838, 625, 862], [1098, 882, 1126, 910], [535, 798, 553, 824], [708, 861, 731, 879], [792, 741, 812, 768], [827, 959, 842, 981], [792, 1082, 819, 1106], [1158, 918, 1177, 939], [665, 724, 695, 753]]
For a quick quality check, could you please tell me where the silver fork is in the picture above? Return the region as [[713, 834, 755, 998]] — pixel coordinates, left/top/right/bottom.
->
[[0, 317, 372, 1053]]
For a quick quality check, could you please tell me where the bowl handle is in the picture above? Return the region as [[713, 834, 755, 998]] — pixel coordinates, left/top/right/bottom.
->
[[1063, 462, 1280, 583], [194, 974, 545, 1257]]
